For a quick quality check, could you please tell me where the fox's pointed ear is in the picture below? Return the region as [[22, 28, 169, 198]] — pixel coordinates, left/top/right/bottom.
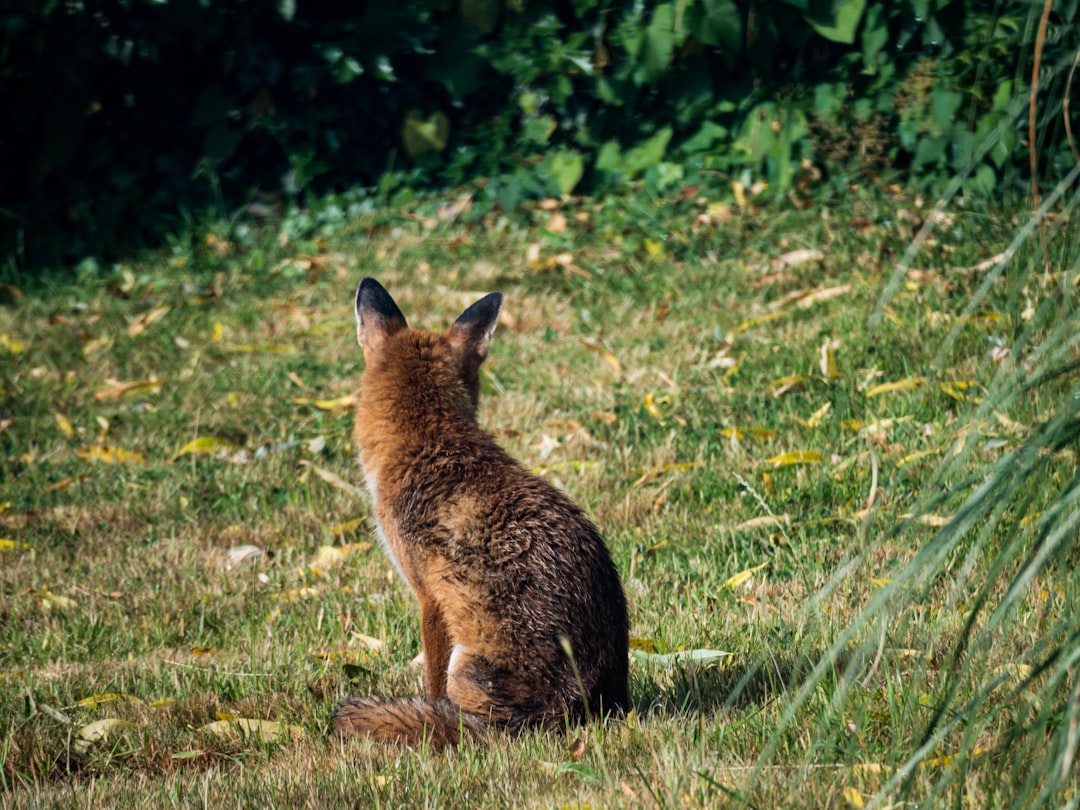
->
[[446, 292, 502, 362], [355, 278, 407, 351]]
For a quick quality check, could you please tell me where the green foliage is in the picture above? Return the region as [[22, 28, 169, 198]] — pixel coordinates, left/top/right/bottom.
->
[[3, 0, 1079, 272]]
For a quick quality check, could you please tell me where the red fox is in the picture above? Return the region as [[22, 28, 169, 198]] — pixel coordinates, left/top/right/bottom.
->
[[334, 278, 630, 748]]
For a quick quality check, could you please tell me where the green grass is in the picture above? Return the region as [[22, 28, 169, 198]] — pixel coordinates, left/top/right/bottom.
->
[[2, 185, 1078, 808]]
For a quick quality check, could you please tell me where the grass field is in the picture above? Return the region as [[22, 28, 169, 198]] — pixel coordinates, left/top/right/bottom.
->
[[2, 184, 1079, 808]]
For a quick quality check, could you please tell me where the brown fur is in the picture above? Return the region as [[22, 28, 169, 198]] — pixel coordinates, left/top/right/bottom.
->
[[333, 279, 630, 748]]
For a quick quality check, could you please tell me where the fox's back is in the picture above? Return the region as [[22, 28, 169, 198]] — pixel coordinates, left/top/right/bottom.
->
[[337, 279, 629, 744]]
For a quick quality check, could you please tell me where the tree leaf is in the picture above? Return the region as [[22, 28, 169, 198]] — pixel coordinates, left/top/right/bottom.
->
[[866, 377, 927, 397], [76, 446, 147, 465], [805, 0, 866, 44], [199, 717, 305, 742], [94, 380, 164, 401], [763, 450, 822, 467], [723, 560, 768, 589], [175, 436, 243, 459]]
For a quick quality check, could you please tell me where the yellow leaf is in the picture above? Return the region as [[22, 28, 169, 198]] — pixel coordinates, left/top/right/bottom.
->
[[78, 693, 144, 708], [0, 538, 31, 552], [82, 335, 113, 359], [938, 381, 980, 402], [44, 474, 91, 493], [76, 446, 146, 465], [643, 238, 665, 258], [870, 577, 891, 587], [93, 379, 164, 401], [199, 718, 305, 742], [174, 436, 243, 459], [820, 338, 839, 380], [350, 633, 386, 651], [794, 401, 831, 429], [230, 343, 299, 355], [897, 448, 940, 468], [769, 374, 811, 398], [723, 561, 768, 590], [842, 785, 865, 808], [866, 377, 927, 397], [0, 333, 26, 353], [734, 310, 788, 333], [579, 339, 622, 376], [299, 460, 363, 497], [732, 179, 747, 208], [719, 427, 776, 441], [273, 586, 321, 603], [643, 393, 665, 421], [733, 515, 789, 532], [53, 412, 74, 439], [73, 718, 134, 758], [776, 248, 823, 267], [794, 284, 851, 309], [329, 519, 363, 536], [29, 588, 76, 611], [127, 306, 171, 338], [763, 450, 821, 467], [292, 394, 357, 412], [629, 637, 670, 654], [213, 322, 225, 343]]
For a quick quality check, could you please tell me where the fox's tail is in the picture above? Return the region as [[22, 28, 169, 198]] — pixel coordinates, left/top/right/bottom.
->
[[334, 696, 485, 749]]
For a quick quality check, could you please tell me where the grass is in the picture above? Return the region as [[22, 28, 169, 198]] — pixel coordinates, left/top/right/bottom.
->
[[1, 182, 1078, 808]]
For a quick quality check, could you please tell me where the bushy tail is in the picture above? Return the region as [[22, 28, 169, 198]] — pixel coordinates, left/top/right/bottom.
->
[[334, 696, 485, 749]]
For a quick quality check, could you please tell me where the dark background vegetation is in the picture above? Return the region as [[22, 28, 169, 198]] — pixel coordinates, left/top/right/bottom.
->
[[2, 0, 1077, 272]]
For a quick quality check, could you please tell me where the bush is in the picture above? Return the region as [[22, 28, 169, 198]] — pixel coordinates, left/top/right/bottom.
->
[[2, 0, 1077, 273]]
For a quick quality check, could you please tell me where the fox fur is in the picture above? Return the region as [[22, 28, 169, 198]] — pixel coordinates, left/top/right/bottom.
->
[[333, 278, 629, 748]]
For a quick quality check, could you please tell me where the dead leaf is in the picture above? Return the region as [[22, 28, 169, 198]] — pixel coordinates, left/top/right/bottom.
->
[[94, 379, 164, 401], [199, 718, 304, 742], [54, 412, 75, 439], [723, 561, 768, 590], [298, 460, 363, 497], [127, 306, 170, 338], [775, 248, 823, 267], [866, 377, 927, 397], [76, 446, 146, 465], [579, 339, 622, 376], [763, 450, 822, 467]]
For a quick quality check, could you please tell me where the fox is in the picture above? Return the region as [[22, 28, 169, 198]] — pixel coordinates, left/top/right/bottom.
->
[[333, 278, 630, 749]]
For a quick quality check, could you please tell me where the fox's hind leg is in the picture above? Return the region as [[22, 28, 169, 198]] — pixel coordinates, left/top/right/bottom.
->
[[446, 645, 546, 726]]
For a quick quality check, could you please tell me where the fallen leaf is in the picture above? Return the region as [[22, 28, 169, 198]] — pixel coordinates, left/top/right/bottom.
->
[[775, 248, 823, 267], [733, 515, 790, 532], [0, 333, 26, 353], [76, 446, 146, 465], [763, 450, 822, 467], [723, 561, 768, 590], [78, 693, 144, 708], [329, 518, 364, 536], [292, 394, 357, 412], [175, 436, 243, 459], [630, 648, 731, 667], [94, 380, 164, 401], [53, 412, 75, 439], [0, 539, 31, 552], [734, 310, 788, 333], [29, 588, 76, 611], [866, 377, 927, 397], [820, 338, 840, 380], [74, 718, 135, 758], [299, 460, 363, 497], [579, 339, 622, 376], [629, 637, 671, 654], [44, 474, 91, 493], [229, 343, 299, 355], [199, 718, 305, 742], [843, 785, 865, 808], [127, 306, 170, 337], [792, 284, 851, 309], [769, 374, 811, 398], [719, 427, 776, 441]]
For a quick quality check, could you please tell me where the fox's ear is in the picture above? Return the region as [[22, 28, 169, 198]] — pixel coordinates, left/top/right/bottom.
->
[[355, 278, 407, 352], [446, 292, 502, 363]]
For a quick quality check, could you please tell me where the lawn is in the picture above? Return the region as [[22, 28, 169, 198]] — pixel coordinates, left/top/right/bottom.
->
[[2, 185, 1078, 808]]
